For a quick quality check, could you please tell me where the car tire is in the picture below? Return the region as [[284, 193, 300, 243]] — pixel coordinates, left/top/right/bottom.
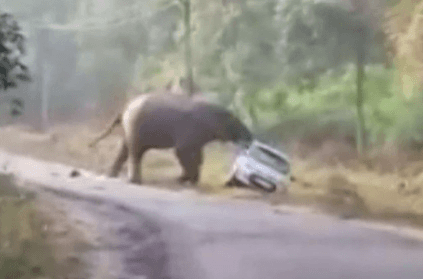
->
[[225, 175, 243, 187]]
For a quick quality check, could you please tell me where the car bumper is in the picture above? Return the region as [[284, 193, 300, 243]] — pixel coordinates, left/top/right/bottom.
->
[[234, 170, 251, 185], [234, 170, 290, 191]]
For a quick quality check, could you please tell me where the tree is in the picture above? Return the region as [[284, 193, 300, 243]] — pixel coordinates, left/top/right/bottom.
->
[[276, 0, 386, 156], [152, 0, 231, 97], [156, 0, 196, 96], [383, 0, 423, 100], [0, 13, 30, 91], [181, 0, 195, 96], [214, 0, 283, 128], [0, 12, 30, 116], [64, 0, 153, 118]]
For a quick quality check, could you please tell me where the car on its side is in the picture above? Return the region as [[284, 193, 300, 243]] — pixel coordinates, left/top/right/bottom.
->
[[225, 140, 291, 193]]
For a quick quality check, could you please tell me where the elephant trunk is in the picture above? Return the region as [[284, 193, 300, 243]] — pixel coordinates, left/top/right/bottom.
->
[[88, 113, 122, 148], [231, 120, 253, 148]]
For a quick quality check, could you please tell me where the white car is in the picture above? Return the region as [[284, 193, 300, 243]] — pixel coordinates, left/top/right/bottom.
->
[[226, 140, 291, 193]]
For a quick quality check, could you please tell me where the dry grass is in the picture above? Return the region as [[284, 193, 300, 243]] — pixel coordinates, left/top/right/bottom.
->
[[0, 196, 56, 279], [2, 123, 423, 225], [286, 142, 423, 223], [0, 174, 89, 279]]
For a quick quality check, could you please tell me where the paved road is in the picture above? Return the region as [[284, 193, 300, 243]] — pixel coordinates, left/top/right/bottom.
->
[[2, 150, 423, 279]]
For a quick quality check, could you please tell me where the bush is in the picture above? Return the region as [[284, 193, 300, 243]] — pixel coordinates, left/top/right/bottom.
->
[[256, 64, 423, 153]]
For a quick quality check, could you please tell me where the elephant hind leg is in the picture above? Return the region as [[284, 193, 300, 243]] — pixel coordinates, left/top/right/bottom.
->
[[108, 139, 128, 178], [127, 148, 146, 185]]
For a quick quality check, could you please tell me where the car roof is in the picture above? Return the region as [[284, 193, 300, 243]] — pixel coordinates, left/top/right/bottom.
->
[[250, 140, 290, 161]]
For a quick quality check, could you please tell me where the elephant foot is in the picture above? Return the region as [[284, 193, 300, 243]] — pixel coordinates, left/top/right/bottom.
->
[[189, 175, 199, 185], [108, 172, 119, 178], [178, 173, 199, 185], [128, 177, 142, 185], [108, 166, 122, 178], [178, 175, 190, 184]]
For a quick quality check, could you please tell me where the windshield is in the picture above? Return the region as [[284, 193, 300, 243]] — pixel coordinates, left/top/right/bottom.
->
[[248, 145, 290, 174]]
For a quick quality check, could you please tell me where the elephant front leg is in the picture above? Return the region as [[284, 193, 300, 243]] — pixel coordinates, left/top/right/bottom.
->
[[188, 151, 202, 184], [176, 148, 202, 185], [108, 140, 128, 178], [189, 171, 200, 184]]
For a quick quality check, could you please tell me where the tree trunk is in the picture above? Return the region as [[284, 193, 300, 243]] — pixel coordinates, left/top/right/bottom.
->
[[41, 63, 51, 131], [183, 0, 194, 97], [36, 27, 51, 132], [356, 29, 366, 157]]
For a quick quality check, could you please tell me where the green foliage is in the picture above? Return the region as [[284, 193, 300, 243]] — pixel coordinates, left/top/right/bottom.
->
[[0, 13, 31, 91], [275, 0, 385, 86], [257, 64, 423, 149], [218, 0, 282, 95], [0, 12, 30, 117], [68, 0, 421, 150]]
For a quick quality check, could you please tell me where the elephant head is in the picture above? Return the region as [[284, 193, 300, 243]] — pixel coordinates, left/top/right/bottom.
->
[[192, 103, 253, 147], [222, 113, 252, 147]]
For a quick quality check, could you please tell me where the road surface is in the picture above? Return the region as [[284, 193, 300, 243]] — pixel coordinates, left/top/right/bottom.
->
[[1, 149, 423, 279]]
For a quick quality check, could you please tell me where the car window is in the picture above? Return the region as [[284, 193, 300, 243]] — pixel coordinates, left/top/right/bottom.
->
[[248, 145, 290, 173]]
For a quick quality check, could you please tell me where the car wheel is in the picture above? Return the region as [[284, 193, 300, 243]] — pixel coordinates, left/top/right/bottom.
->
[[249, 174, 277, 193], [225, 175, 243, 187]]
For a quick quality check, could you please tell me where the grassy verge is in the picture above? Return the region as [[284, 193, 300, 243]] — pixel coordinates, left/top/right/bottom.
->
[[0, 196, 56, 279], [0, 174, 89, 279]]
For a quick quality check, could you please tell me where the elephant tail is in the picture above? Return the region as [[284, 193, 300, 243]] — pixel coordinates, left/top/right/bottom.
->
[[88, 113, 122, 148]]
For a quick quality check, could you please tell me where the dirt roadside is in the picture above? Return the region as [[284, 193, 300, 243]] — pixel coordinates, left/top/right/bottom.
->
[[1, 123, 423, 227], [0, 182, 93, 279], [1, 176, 180, 279]]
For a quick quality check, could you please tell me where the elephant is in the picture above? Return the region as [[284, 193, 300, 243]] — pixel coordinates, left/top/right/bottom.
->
[[88, 92, 253, 185]]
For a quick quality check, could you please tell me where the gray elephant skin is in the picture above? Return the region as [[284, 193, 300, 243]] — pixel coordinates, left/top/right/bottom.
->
[[89, 93, 252, 185]]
